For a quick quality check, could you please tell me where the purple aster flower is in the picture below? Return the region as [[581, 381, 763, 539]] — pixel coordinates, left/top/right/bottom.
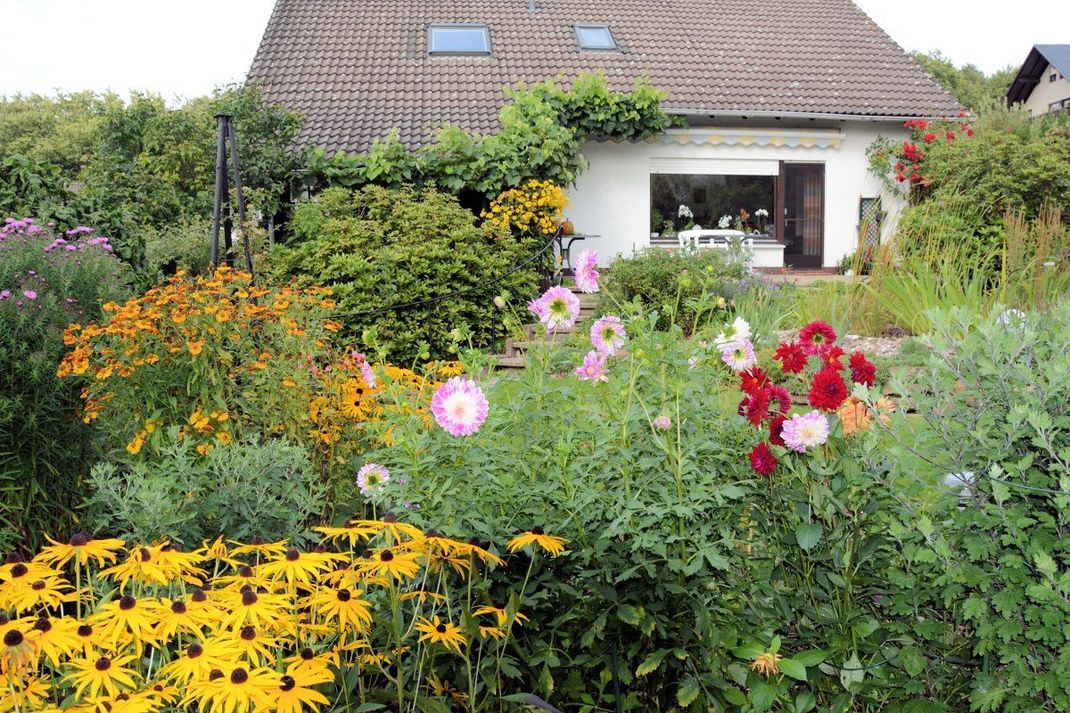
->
[[720, 339, 756, 372], [575, 350, 609, 383], [653, 416, 672, 430], [0, 290, 9, 300], [356, 463, 390, 495], [22, 290, 36, 300], [781, 411, 830, 453], [528, 286, 580, 332], [431, 377, 489, 436], [574, 249, 600, 293], [590, 315, 626, 355]]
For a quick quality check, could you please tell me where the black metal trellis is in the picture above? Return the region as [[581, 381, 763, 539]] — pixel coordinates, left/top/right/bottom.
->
[[210, 113, 255, 280]]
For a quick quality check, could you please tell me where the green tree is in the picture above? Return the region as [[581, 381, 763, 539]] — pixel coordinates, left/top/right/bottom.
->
[[913, 51, 1016, 111]]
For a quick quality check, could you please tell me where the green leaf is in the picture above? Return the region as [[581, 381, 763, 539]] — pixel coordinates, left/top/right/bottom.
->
[[415, 697, 451, 713], [677, 677, 701, 707], [898, 646, 926, 677], [778, 657, 808, 681], [733, 642, 765, 660], [1034, 551, 1058, 578], [351, 705, 387, 713], [750, 682, 778, 712], [795, 522, 824, 551], [616, 603, 644, 626], [636, 648, 671, 677], [793, 649, 827, 667], [723, 688, 747, 705], [794, 691, 817, 713]]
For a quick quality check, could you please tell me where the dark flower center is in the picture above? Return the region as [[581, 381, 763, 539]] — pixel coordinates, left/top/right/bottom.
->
[[171, 600, 187, 614], [31, 580, 45, 591], [0, 614, 8, 626], [425, 529, 441, 538], [252, 536, 265, 545], [300, 647, 314, 660], [192, 588, 207, 603], [383, 513, 398, 523], [3, 629, 23, 647], [314, 545, 326, 554], [9, 563, 27, 577], [138, 547, 151, 561], [34, 617, 51, 633], [209, 669, 224, 681], [95, 657, 112, 671], [336, 589, 352, 602], [231, 668, 249, 684], [188, 643, 204, 658], [77, 624, 93, 637], [531, 526, 545, 535], [242, 590, 258, 606], [238, 566, 253, 577], [280, 675, 296, 692], [361, 549, 373, 559], [69, 533, 90, 547], [240, 626, 256, 641], [119, 595, 136, 610], [436, 623, 447, 634], [380, 550, 394, 562], [285, 549, 300, 562], [116, 693, 130, 701], [466, 537, 483, 548]]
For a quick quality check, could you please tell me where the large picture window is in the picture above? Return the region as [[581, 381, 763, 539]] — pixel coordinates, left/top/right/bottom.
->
[[650, 174, 775, 237]]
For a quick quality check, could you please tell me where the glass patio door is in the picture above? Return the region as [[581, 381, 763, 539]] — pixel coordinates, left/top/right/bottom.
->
[[779, 163, 825, 268]]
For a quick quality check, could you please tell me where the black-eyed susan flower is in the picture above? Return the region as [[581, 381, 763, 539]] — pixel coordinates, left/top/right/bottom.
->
[[473, 605, 529, 629], [29, 615, 82, 668], [506, 527, 568, 557], [275, 669, 331, 713], [4, 674, 52, 711], [314, 521, 378, 549], [427, 673, 469, 704], [348, 516, 424, 543], [214, 565, 276, 592], [309, 586, 372, 634], [89, 595, 161, 649], [183, 665, 277, 713], [35, 533, 125, 569], [159, 640, 242, 685], [227, 625, 278, 666], [283, 647, 338, 678], [5, 575, 77, 613], [154, 544, 207, 585], [415, 616, 466, 653], [154, 597, 216, 639], [259, 549, 338, 590], [64, 654, 139, 699], [229, 537, 289, 560], [0, 626, 38, 677], [357, 548, 421, 581], [98, 546, 171, 589], [217, 588, 289, 631], [196, 536, 239, 567]]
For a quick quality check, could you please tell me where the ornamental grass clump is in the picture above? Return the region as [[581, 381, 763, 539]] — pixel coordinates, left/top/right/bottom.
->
[[0, 520, 565, 712]]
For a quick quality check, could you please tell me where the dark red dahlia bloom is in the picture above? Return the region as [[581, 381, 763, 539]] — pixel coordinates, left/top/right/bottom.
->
[[799, 321, 837, 353], [773, 341, 808, 373], [818, 344, 845, 370], [749, 442, 778, 477], [740, 367, 770, 394], [849, 352, 876, 387], [769, 415, 787, 446], [739, 389, 772, 426], [766, 384, 791, 415], [808, 366, 848, 411]]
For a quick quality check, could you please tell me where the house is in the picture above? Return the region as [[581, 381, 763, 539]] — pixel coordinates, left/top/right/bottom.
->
[[248, 0, 960, 270], [1007, 45, 1070, 118]]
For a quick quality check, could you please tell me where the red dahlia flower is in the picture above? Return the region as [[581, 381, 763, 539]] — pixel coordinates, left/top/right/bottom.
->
[[740, 367, 770, 394], [769, 415, 787, 446], [922, 132, 937, 144], [766, 384, 792, 415], [799, 321, 837, 354], [808, 366, 848, 411], [773, 341, 808, 373], [739, 389, 772, 426], [749, 442, 778, 477], [849, 352, 876, 387], [818, 344, 845, 370]]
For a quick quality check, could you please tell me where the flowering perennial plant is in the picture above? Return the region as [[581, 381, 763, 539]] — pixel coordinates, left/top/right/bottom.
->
[[0, 521, 566, 713], [481, 180, 568, 237]]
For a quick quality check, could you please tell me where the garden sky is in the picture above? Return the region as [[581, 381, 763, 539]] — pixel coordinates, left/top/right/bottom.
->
[[1, 0, 1068, 99]]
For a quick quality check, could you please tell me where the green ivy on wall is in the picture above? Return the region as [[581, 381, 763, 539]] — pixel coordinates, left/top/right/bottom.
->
[[307, 73, 674, 199]]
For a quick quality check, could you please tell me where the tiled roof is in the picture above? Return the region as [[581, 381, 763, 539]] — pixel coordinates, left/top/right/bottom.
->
[[1008, 45, 1070, 105], [248, 0, 962, 153]]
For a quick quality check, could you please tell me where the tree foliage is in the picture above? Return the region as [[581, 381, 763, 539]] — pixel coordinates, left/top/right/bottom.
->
[[913, 51, 1016, 111]]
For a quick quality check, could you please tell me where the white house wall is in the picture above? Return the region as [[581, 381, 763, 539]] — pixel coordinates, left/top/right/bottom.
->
[[1023, 63, 1070, 117], [566, 121, 908, 268]]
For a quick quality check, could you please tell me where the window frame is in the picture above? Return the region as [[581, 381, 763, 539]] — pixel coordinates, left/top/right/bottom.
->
[[427, 23, 492, 56], [574, 24, 618, 51]]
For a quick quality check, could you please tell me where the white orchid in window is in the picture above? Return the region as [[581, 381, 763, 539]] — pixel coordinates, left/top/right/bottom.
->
[[677, 204, 694, 219], [718, 214, 733, 229], [754, 208, 769, 218]]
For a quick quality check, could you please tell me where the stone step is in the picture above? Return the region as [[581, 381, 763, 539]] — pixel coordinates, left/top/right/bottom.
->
[[490, 355, 528, 370]]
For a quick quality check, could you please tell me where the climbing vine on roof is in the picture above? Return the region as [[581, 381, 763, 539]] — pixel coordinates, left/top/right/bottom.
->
[[306, 73, 673, 199]]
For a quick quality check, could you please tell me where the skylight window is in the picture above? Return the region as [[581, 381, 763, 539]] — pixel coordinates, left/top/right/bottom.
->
[[428, 24, 491, 55], [575, 24, 617, 50]]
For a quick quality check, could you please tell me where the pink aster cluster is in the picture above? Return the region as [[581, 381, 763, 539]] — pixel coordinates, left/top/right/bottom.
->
[[431, 377, 490, 437], [575, 350, 609, 383]]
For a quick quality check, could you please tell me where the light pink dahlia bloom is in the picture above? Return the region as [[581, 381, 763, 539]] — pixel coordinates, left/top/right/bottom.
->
[[590, 315, 626, 355], [431, 377, 490, 436], [720, 339, 757, 372], [575, 350, 609, 383], [356, 463, 390, 495], [652, 416, 672, 430], [574, 249, 600, 293], [528, 286, 580, 332], [781, 410, 830, 453], [352, 351, 378, 389]]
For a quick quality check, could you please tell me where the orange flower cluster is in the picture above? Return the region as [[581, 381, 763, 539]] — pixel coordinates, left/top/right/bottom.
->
[[482, 179, 568, 236]]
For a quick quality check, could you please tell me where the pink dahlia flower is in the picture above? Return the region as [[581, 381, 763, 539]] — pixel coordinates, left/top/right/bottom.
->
[[431, 377, 489, 436], [590, 315, 625, 355], [356, 463, 390, 495], [351, 351, 378, 389], [720, 339, 757, 372], [780, 410, 830, 453], [574, 249, 600, 293], [528, 286, 580, 332], [575, 350, 609, 383]]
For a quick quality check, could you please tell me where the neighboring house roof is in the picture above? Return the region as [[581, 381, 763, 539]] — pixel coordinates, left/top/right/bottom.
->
[[1007, 44, 1070, 105], [248, 0, 962, 154]]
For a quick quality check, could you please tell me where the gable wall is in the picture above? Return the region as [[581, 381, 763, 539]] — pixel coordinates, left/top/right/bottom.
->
[[1024, 63, 1070, 116]]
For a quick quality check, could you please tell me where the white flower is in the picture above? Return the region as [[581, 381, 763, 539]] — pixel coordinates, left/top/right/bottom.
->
[[718, 215, 733, 229], [714, 316, 751, 346], [755, 208, 769, 218], [678, 204, 694, 219]]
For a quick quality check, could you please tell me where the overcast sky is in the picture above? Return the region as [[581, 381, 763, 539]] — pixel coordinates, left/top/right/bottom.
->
[[2, 0, 1067, 99]]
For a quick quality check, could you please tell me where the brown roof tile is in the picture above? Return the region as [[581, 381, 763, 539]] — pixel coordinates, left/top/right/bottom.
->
[[248, 0, 961, 153]]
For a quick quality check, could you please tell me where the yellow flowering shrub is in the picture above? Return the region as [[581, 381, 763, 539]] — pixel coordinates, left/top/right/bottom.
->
[[0, 523, 567, 712], [57, 266, 430, 469], [482, 179, 568, 236]]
